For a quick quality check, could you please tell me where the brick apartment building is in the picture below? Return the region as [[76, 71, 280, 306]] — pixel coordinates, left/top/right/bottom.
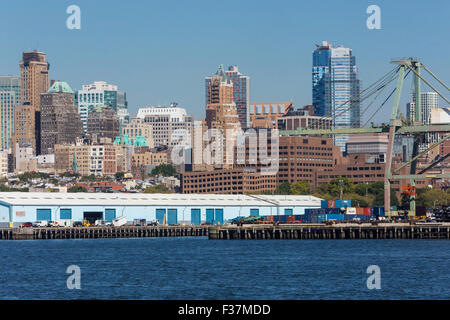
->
[[181, 168, 276, 194]]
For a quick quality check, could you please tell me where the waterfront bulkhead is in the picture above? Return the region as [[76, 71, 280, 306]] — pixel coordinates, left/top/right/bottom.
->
[[0, 193, 322, 227]]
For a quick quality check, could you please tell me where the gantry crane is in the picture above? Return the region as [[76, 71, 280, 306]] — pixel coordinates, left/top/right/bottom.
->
[[280, 58, 450, 218]]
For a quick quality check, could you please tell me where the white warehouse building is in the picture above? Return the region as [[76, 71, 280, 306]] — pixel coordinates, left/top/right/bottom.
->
[[0, 193, 322, 227]]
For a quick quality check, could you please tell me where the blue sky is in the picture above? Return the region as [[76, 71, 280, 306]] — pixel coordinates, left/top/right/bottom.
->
[[0, 0, 449, 122]]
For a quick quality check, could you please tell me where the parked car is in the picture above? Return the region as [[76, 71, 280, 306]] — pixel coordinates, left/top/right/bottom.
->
[[21, 222, 33, 228]]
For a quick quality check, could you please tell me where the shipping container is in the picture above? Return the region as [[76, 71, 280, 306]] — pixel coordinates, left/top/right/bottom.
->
[[363, 207, 371, 216], [327, 200, 335, 208], [321, 200, 328, 209], [335, 200, 351, 208], [372, 207, 385, 217], [346, 207, 357, 215]]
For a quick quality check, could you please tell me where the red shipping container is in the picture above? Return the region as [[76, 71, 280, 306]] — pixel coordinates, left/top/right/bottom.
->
[[363, 207, 371, 216], [327, 200, 335, 208], [355, 207, 364, 215]]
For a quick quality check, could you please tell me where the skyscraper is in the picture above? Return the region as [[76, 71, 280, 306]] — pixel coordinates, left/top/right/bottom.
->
[[40, 81, 83, 154], [76, 81, 129, 132], [0, 75, 20, 149], [205, 65, 241, 168], [223, 66, 250, 129], [312, 41, 332, 117], [87, 105, 121, 142], [407, 92, 439, 152], [13, 51, 49, 154], [313, 42, 361, 151]]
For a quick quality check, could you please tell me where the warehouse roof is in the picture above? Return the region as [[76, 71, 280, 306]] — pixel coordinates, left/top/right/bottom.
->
[[0, 192, 322, 207]]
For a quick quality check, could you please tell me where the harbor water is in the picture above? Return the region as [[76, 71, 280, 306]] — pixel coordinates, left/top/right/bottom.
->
[[0, 237, 449, 299]]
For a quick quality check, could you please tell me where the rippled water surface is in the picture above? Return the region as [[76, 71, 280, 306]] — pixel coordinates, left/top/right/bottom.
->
[[0, 237, 449, 299]]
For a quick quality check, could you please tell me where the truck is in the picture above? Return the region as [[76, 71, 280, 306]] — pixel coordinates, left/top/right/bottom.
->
[[112, 216, 127, 227], [34, 220, 48, 227], [56, 220, 73, 227], [94, 220, 112, 226]]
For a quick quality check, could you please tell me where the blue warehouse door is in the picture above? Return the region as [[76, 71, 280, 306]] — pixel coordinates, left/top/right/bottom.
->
[[206, 209, 215, 224], [191, 209, 201, 225], [215, 209, 224, 225], [167, 209, 178, 225], [250, 208, 259, 216], [156, 209, 166, 224], [284, 208, 293, 215], [37, 209, 51, 221], [105, 209, 116, 222], [60, 209, 72, 220]]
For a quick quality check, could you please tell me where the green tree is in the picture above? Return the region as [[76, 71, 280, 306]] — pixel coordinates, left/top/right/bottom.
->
[[416, 188, 450, 208], [290, 181, 310, 195], [151, 164, 177, 177], [0, 185, 12, 192], [143, 184, 172, 193], [60, 171, 80, 178], [274, 182, 291, 195], [68, 185, 88, 193], [345, 193, 371, 207], [328, 177, 354, 197], [115, 172, 125, 180], [81, 174, 97, 182]]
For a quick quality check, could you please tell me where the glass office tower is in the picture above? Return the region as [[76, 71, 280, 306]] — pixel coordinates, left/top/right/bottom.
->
[[0, 75, 20, 149], [313, 42, 361, 151]]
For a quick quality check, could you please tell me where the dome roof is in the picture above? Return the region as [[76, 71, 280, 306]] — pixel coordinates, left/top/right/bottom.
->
[[48, 81, 74, 94]]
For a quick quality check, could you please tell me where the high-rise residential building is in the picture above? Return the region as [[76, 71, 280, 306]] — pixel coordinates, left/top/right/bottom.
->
[[40, 81, 83, 154], [137, 104, 193, 148], [407, 92, 439, 124], [205, 65, 242, 168], [19, 51, 49, 109], [0, 75, 20, 149], [408, 91, 440, 152], [76, 81, 129, 132], [312, 41, 332, 117], [312, 42, 361, 151], [13, 51, 49, 154], [86, 105, 121, 142], [221, 66, 250, 129], [0, 75, 20, 105]]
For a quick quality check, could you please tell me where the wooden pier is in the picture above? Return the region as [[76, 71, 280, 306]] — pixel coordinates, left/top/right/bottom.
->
[[208, 223, 450, 240], [0, 226, 209, 240]]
